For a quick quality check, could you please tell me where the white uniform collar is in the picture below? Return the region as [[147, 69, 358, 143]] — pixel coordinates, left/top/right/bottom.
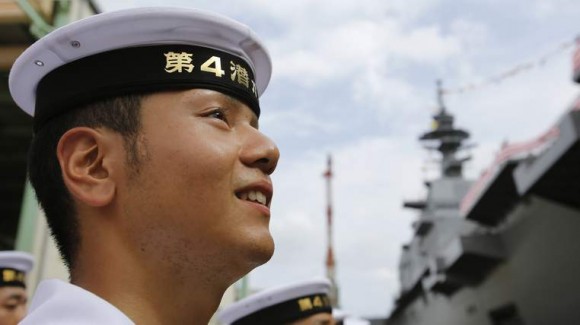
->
[[20, 279, 134, 324]]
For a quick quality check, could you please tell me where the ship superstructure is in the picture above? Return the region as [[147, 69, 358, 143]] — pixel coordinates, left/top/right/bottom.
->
[[388, 68, 580, 324]]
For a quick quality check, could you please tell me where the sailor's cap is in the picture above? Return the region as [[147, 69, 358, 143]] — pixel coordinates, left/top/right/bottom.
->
[[333, 308, 348, 322], [0, 251, 34, 288], [218, 278, 332, 325], [9, 7, 272, 132]]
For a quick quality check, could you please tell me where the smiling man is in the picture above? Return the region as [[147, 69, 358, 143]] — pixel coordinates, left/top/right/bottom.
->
[[9, 7, 279, 325], [0, 251, 33, 325]]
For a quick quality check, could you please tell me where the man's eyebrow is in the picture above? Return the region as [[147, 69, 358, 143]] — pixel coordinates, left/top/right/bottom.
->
[[220, 93, 240, 107], [219, 93, 259, 128], [4, 293, 25, 302]]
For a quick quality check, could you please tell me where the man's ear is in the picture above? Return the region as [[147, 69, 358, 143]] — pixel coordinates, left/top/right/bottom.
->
[[57, 127, 120, 207]]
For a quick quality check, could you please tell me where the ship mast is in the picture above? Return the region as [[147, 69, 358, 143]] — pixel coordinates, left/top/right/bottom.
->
[[420, 80, 471, 177], [323, 154, 339, 306]]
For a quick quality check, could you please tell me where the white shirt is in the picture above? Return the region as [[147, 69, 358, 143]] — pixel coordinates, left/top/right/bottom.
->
[[20, 279, 135, 324]]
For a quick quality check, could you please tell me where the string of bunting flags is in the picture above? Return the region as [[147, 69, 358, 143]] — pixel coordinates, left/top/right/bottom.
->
[[441, 35, 580, 96]]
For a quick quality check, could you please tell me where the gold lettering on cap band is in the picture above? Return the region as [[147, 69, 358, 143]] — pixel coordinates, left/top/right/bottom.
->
[[323, 296, 330, 306], [164, 52, 258, 99], [1, 269, 24, 282], [201, 56, 226, 77], [35, 45, 262, 132], [2, 269, 15, 282], [164, 52, 194, 73], [298, 297, 314, 311], [230, 61, 250, 87], [312, 295, 323, 308], [230, 61, 259, 98], [297, 295, 331, 311]]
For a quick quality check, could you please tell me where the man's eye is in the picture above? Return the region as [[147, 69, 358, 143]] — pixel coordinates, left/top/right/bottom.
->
[[207, 109, 228, 123], [3, 304, 18, 311]]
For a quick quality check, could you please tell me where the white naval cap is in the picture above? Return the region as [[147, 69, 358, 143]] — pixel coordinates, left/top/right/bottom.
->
[[333, 308, 348, 322], [218, 278, 332, 325], [9, 7, 272, 132], [0, 251, 34, 288], [333, 309, 371, 325]]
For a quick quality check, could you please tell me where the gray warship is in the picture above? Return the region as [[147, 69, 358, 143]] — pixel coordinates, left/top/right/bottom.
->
[[387, 57, 580, 324]]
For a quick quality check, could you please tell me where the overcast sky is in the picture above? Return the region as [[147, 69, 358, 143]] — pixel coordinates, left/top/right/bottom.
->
[[97, 0, 579, 318]]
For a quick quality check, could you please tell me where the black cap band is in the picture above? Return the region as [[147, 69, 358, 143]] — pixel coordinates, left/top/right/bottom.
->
[[0, 268, 26, 288], [35, 45, 260, 132], [232, 293, 332, 325]]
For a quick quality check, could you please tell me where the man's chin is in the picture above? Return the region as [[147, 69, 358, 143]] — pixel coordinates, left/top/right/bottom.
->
[[242, 235, 275, 270]]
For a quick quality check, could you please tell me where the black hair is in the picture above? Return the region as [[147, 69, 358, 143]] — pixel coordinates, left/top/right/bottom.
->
[[27, 94, 144, 269]]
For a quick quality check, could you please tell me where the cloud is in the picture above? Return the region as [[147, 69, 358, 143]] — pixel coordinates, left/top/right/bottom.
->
[[270, 21, 462, 84], [352, 75, 426, 127], [260, 109, 341, 139], [528, 0, 580, 19], [447, 53, 577, 145], [449, 19, 490, 53], [390, 26, 462, 63]]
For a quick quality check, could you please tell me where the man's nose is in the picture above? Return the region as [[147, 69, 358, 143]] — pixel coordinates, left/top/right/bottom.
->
[[239, 127, 280, 175], [15, 304, 27, 324]]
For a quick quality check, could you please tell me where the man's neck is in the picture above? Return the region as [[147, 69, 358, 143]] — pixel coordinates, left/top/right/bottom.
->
[[71, 221, 232, 325], [73, 273, 225, 325]]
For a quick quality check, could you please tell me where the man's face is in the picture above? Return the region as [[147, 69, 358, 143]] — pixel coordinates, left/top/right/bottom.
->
[[0, 286, 27, 325], [289, 312, 335, 325], [118, 89, 280, 278]]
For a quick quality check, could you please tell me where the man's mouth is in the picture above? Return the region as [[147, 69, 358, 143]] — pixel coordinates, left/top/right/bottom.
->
[[236, 190, 268, 206]]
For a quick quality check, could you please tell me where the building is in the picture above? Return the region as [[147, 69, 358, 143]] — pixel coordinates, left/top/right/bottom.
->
[[1, 0, 102, 291]]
